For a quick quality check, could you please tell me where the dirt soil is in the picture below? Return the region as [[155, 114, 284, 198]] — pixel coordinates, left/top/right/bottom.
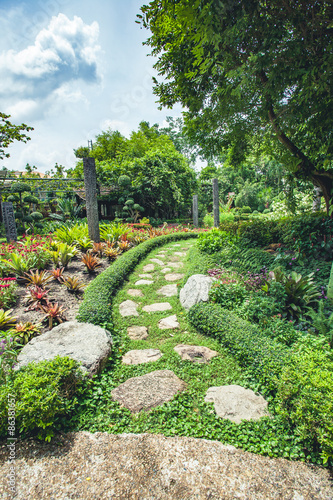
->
[[10, 256, 110, 333]]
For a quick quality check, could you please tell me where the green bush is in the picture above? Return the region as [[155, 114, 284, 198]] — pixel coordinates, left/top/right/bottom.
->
[[197, 229, 236, 254], [235, 294, 281, 324], [77, 232, 198, 325], [0, 356, 87, 441], [260, 316, 301, 347], [276, 345, 333, 463], [209, 281, 248, 309], [188, 302, 290, 393]]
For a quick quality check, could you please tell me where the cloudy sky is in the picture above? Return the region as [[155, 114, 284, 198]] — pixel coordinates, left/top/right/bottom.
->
[[0, 0, 184, 173]]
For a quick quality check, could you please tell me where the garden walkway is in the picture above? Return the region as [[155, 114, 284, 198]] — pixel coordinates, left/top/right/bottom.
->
[[0, 241, 332, 499]]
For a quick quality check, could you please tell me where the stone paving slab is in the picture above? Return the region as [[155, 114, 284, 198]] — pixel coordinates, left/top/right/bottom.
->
[[166, 262, 183, 269], [157, 284, 178, 297], [150, 258, 165, 266], [174, 252, 187, 257], [135, 279, 154, 285], [161, 267, 172, 273], [174, 344, 218, 363], [127, 289, 144, 297], [139, 273, 153, 278], [119, 300, 139, 317], [143, 264, 155, 272], [142, 302, 172, 313], [165, 273, 185, 282], [158, 315, 180, 330], [111, 369, 187, 413], [127, 326, 148, 340], [122, 348, 163, 365]]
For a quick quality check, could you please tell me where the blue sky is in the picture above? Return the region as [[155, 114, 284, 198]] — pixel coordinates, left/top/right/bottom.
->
[[0, 0, 184, 173]]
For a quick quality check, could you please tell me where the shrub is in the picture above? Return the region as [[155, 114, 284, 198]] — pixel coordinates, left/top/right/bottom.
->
[[197, 229, 236, 254], [260, 316, 301, 347], [276, 346, 333, 463], [0, 356, 87, 440], [188, 302, 290, 393], [209, 281, 248, 309], [77, 232, 198, 326], [235, 294, 281, 324]]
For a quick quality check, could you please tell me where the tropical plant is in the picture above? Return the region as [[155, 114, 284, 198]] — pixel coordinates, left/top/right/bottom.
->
[[10, 321, 42, 345], [91, 242, 105, 258], [100, 222, 129, 243], [103, 246, 120, 262], [24, 269, 52, 288], [117, 240, 131, 252], [0, 331, 21, 384], [63, 276, 86, 293], [306, 301, 333, 348], [81, 253, 102, 273], [76, 236, 93, 252], [24, 286, 49, 311], [50, 267, 65, 283], [0, 278, 18, 309], [0, 309, 16, 330], [49, 197, 83, 221], [41, 302, 67, 330], [49, 243, 77, 269], [3, 252, 31, 276]]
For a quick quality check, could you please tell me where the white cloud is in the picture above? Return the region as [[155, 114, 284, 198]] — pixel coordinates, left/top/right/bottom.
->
[[0, 13, 101, 114]]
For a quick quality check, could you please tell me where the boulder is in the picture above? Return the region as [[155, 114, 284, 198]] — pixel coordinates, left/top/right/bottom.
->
[[204, 385, 269, 424], [122, 349, 162, 365], [174, 344, 218, 363], [179, 274, 215, 310], [14, 321, 112, 376], [111, 369, 187, 413]]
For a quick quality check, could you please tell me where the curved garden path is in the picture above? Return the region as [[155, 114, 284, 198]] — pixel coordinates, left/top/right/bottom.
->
[[0, 240, 332, 499]]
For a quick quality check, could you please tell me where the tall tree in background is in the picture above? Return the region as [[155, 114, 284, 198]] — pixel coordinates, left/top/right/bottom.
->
[[139, 0, 333, 211]]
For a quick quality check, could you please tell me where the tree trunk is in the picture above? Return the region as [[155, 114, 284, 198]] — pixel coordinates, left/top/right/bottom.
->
[[312, 186, 322, 212]]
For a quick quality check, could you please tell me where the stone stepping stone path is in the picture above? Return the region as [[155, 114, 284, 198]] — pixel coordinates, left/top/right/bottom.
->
[[158, 315, 179, 330], [166, 262, 183, 269], [111, 369, 187, 413], [142, 302, 172, 313], [122, 348, 162, 365], [165, 273, 185, 282], [161, 267, 172, 273], [119, 300, 139, 317], [127, 326, 148, 340], [139, 273, 153, 278], [135, 279, 154, 285], [174, 252, 187, 257], [204, 385, 269, 424], [157, 284, 178, 297], [174, 344, 218, 363], [143, 264, 155, 272], [150, 258, 165, 266], [127, 289, 144, 297]]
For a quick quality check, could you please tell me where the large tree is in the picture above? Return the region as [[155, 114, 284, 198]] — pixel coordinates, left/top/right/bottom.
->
[[139, 0, 333, 211], [0, 113, 33, 160]]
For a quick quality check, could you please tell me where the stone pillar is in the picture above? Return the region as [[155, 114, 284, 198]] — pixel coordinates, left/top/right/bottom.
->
[[192, 195, 198, 227], [212, 178, 220, 228], [83, 157, 100, 242], [1, 202, 17, 242]]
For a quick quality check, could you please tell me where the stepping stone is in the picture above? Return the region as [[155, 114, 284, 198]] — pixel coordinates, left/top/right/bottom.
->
[[168, 256, 180, 262], [143, 264, 155, 272], [122, 348, 163, 365], [158, 315, 179, 330], [172, 244, 181, 247], [165, 273, 185, 282], [119, 300, 139, 317], [111, 369, 187, 413], [150, 258, 164, 266], [204, 385, 269, 424], [139, 274, 153, 278], [142, 302, 172, 313], [166, 262, 183, 269], [174, 252, 186, 257], [157, 284, 178, 297], [135, 279, 154, 285], [127, 326, 148, 340], [161, 267, 172, 274], [181, 247, 189, 251], [174, 344, 218, 363], [127, 289, 144, 298], [14, 321, 112, 376]]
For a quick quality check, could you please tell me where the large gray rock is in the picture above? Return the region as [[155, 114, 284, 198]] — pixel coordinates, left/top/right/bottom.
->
[[179, 274, 215, 310], [14, 321, 112, 376], [205, 385, 269, 424], [111, 369, 187, 413]]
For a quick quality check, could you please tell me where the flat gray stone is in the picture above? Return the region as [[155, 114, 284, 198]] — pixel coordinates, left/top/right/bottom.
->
[[165, 273, 185, 282], [143, 264, 155, 272], [174, 252, 186, 256], [166, 262, 183, 269], [158, 315, 180, 330], [127, 289, 144, 297], [15, 321, 112, 376], [172, 244, 181, 246], [179, 274, 215, 310], [157, 284, 178, 297], [150, 258, 164, 266], [122, 349, 163, 365], [168, 256, 180, 262], [139, 274, 153, 278], [142, 302, 172, 313], [135, 279, 154, 285], [205, 385, 269, 424], [174, 344, 218, 363], [127, 326, 148, 340], [111, 369, 187, 413], [119, 300, 139, 317], [161, 267, 172, 274]]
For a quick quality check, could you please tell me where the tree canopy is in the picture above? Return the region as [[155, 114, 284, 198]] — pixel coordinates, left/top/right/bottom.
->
[[139, 0, 333, 210], [0, 113, 33, 160]]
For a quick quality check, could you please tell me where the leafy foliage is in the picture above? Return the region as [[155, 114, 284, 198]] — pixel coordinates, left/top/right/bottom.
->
[[0, 112, 33, 159]]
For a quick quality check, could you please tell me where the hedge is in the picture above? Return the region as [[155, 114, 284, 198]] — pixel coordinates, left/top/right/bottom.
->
[[188, 302, 291, 394], [77, 232, 198, 326]]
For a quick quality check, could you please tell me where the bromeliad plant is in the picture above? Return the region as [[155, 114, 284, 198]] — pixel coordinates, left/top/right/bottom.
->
[[10, 321, 42, 345], [81, 252, 102, 273], [41, 302, 67, 330], [24, 269, 52, 288], [25, 286, 49, 311], [0, 309, 17, 330], [0, 278, 18, 309], [63, 276, 86, 293], [51, 267, 65, 283]]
